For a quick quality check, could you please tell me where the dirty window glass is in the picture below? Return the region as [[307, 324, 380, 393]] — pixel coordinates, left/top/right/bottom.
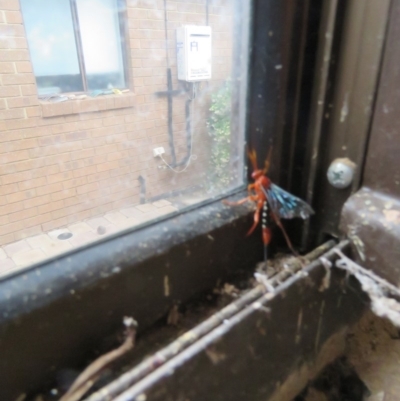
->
[[0, 0, 250, 275]]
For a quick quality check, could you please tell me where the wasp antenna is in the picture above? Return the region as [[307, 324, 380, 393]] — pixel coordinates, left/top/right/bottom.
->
[[247, 147, 258, 172], [263, 146, 273, 174]]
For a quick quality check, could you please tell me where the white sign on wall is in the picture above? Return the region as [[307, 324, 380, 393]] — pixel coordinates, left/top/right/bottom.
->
[[176, 25, 212, 82]]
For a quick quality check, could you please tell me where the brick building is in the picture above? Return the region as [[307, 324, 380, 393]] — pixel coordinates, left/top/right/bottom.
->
[[0, 0, 235, 249]]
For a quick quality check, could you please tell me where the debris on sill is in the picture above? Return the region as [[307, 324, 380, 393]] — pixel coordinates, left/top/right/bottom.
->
[[346, 311, 400, 400], [333, 249, 400, 328], [288, 246, 400, 401], [255, 252, 299, 278], [295, 309, 400, 401], [59, 317, 138, 401], [166, 304, 180, 326], [39, 89, 130, 103], [252, 240, 336, 294], [39, 94, 87, 102], [88, 89, 130, 97], [27, 278, 248, 401], [293, 357, 369, 401], [24, 241, 335, 401], [24, 247, 306, 401], [265, 244, 400, 401]]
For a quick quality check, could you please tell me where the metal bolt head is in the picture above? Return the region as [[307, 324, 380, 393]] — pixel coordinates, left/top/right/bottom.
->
[[327, 158, 356, 189]]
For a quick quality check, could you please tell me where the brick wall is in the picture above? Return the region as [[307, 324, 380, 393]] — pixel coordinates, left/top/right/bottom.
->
[[0, 0, 234, 246]]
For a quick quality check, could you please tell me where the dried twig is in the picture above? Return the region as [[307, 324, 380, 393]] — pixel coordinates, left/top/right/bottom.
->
[[59, 317, 138, 401]]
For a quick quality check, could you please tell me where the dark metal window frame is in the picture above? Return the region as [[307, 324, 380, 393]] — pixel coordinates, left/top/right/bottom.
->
[[1, 0, 315, 344], [301, 0, 390, 246], [0, 0, 326, 397], [3, 0, 311, 340]]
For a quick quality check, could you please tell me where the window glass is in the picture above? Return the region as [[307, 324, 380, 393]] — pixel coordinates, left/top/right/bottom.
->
[[20, 0, 82, 94], [76, 0, 126, 90], [0, 0, 250, 276]]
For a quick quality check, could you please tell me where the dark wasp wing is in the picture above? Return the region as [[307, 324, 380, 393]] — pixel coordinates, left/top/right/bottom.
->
[[262, 183, 314, 220]]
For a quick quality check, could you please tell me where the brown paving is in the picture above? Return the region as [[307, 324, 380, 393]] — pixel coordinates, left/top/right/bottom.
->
[[0, 200, 178, 277]]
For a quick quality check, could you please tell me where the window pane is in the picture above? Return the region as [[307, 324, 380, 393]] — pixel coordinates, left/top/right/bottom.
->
[[0, 0, 249, 275], [20, 0, 83, 95], [76, 0, 126, 90]]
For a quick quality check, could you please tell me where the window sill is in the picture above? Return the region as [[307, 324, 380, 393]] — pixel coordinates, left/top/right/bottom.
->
[[40, 92, 135, 118], [0, 188, 257, 322], [0, 188, 261, 397]]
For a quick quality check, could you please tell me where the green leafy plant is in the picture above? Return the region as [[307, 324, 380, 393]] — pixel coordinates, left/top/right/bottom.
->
[[207, 80, 232, 192]]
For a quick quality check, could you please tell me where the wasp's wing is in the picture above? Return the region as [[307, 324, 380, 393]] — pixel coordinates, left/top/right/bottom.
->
[[262, 183, 314, 220]]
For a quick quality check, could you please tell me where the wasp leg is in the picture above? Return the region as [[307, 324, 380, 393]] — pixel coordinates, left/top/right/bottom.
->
[[246, 199, 263, 236], [222, 195, 257, 206], [270, 211, 299, 256], [247, 183, 255, 192], [262, 226, 272, 262]]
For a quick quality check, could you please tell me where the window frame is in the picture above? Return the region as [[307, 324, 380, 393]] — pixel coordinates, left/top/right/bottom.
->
[[0, 0, 324, 397], [0, 188, 261, 398], [0, 0, 308, 340]]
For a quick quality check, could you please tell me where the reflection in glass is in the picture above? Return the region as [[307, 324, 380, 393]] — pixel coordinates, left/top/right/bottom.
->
[[76, 0, 126, 90], [20, 0, 83, 94]]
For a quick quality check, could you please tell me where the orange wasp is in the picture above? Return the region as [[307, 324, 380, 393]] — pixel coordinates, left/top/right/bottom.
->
[[224, 148, 314, 261]]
